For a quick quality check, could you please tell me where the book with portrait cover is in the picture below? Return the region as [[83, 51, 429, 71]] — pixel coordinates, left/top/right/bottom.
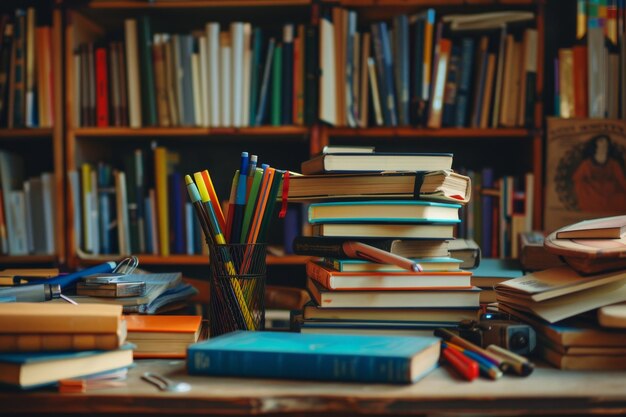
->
[[544, 118, 626, 234]]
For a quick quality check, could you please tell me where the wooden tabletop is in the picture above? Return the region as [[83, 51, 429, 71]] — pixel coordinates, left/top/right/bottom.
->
[[2, 359, 626, 416]]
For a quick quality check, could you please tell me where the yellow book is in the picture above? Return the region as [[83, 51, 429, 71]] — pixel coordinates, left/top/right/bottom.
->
[[154, 147, 169, 256]]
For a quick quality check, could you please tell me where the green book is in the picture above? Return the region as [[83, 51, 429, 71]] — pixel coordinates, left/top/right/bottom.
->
[[138, 16, 157, 126], [271, 44, 282, 126]]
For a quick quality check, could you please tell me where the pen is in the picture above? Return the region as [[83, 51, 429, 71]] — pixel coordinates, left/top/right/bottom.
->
[[28, 262, 117, 289], [487, 344, 535, 376], [447, 343, 503, 380], [434, 327, 507, 370], [230, 152, 249, 244], [342, 241, 423, 272], [441, 342, 478, 381], [0, 283, 61, 302]]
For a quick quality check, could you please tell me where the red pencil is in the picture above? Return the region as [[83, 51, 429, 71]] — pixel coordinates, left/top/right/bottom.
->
[[442, 342, 479, 381]]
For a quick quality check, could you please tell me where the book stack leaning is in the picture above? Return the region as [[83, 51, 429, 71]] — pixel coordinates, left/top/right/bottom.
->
[[495, 215, 626, 370], [0, 303, 133, 389], [289, 149, 480, 336]]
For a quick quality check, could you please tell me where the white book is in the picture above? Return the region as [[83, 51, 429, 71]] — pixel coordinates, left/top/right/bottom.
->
[[115, 171, 131, 256], [319, 15, 337, 125], [124, 19, 142, 128], [191, 52, 202, 127], [206, 23, 220, 127], [230, 23, 244, 128], [7, 191, 28, 255], [242, 23, 252, 127], [198, 36, 209, 127], [221, 33, 232, 127]]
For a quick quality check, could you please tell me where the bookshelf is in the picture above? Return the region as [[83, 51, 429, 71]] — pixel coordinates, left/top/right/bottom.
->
[[54, 0, 548, 269], [0, 2, 65, 266]]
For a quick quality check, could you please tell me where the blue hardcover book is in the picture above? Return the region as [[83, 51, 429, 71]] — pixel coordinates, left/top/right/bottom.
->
[[307, 200, 461, 224], [394, 14, 410, 126], [143, 195, 153, 254], [370, 23, 390, 125], [322, 256, 463, 272], [410, 15, 425, 126], [442, 44, 461, 127], [179, 35, 195, 126], [168, 172, 184, 254], [187, 331, 440, 384], [454, 38, 475, 127], [0, 344, 134, 389]]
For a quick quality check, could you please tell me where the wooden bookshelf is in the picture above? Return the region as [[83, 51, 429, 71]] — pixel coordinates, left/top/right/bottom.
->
[[73, 126, 310, 138], [324, 127, 533, 139], [0, 255, 58, 264], [76, 254, 312, 266], [0, 128, 54, 139], [87, 0, 312, 9]]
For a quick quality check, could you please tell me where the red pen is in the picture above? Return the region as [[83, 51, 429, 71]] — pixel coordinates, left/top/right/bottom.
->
[[442, 342, 479, 381]]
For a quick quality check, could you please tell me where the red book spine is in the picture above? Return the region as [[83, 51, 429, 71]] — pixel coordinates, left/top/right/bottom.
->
[[572, 45, 588, 118], [95, 47, 109, 127]]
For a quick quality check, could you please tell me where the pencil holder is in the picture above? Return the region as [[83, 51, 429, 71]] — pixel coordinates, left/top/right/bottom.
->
[[208, 243, 267, 337]]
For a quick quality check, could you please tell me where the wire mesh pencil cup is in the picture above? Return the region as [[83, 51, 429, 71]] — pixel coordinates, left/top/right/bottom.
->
[[208, 243, 267, 337]]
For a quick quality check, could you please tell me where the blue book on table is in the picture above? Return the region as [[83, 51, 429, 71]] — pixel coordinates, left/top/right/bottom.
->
[[187, 331, 440, 384]]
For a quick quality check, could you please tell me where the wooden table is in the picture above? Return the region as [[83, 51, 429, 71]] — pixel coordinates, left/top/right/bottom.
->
[[2, 359, 626, 416]]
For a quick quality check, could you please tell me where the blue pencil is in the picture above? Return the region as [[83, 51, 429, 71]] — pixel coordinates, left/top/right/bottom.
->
[[230, 152, 249, 243]]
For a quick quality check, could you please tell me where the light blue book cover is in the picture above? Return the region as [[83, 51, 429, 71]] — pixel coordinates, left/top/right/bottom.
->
[[308, 200, 461, 224], [188, 330, 440, 384], [323, 256, 463, 272]]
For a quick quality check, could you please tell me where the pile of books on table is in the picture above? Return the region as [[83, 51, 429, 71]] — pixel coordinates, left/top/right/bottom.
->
[[495, 215, 626, 370], [289, 148, 481, 336], [0, 303, 133, 389]]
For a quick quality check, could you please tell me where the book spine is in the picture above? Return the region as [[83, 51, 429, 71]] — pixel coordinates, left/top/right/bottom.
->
[[255, 38, 275, 126], [454, 38, 474, 127], [138, 16, 157, 126], [271, 44, 283, 126], [0, 333, 121, 352], [95, 47, 109, 127], [282, 24, 294, 125], [292, 236, 347, 257], [304, 24, 318, 126], [188, 348, 413, 383], [124, 19, 142, 128], [306, 261, 333, 289]]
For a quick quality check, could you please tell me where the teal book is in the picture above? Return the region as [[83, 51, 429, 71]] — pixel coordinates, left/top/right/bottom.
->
[[0, 343, 134, 389], [187, 331, 440, 383], [469, 257, 523, 288], [322, 256, 463, 273], [248, 27, 263, 126], [308, 200, 461, 224], [271, 44, 282, 126]]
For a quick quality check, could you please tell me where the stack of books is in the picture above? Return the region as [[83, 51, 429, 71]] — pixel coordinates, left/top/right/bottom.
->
[[0, 303, 134, 389], [495, 215, 626, 370], [291, 149, 481, 336]]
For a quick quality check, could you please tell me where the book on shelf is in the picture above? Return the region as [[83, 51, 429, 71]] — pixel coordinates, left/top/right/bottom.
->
[[554, 215, 626, 239], [293, 236, 450, 259], [495, 266, 626, 323], [312, 222, 456, 239], [300, 152, 453, 175], [307, 278, 480, 309], [321, 256, 462, 273], [0, 343, 134, 389], [287, 170, 471, 204], [302, 302, 479, 323], [124, 315, 203, 358], [306, 260, 472, 291], [307, 200, 461, 224], [187, 330, 440, 384]]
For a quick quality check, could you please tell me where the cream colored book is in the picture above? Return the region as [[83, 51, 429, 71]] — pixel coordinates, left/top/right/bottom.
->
[[320, 14, 337, 126], [558, 48, 574, 118], [124, 19, 142, 128], [220, 32, 232, 127]]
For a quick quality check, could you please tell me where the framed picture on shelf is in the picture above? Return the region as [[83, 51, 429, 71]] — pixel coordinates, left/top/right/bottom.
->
[[544, 117, 626, 233]]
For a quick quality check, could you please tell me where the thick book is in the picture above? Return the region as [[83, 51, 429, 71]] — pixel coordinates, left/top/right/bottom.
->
[[307, 278, 480, 308], [299, 321, 454, 337], [302, 302, 479, 323], [539, 344, 626, 371], [312, 222, 455, 239], [495, 267, 626, 322], [301, 152, 453, 175], [0, 303, 122, 334], [293, 236, 450, 259], [187, 330, 440, 384], [308, 200, 461, 224], [321, 256, 462, 273], [0, 343, 133, 389], [554, 215, 626, 239], [447, 238, 481, 269], [518, 231, 564, 271], [125, 314, 202, 358], [287, 170, 471, 203], [306, 260, 472, 290]]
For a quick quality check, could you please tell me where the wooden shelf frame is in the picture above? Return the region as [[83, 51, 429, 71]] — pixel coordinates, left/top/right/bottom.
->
[[86, 0, 312, 9], [73, 126, 310, 138], [76, 254, 312, 266]]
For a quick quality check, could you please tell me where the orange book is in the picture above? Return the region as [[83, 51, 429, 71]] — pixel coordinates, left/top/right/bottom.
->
[[306, 260, 472, 291], [124, 315, 203, 359], [572, 45, 588, 118]]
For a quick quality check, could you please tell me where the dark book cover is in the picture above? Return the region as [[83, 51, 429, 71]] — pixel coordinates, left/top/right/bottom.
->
[[454, 37, 475, 127], [281, 24, 294, 125], [138, 16, 157, 126]]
